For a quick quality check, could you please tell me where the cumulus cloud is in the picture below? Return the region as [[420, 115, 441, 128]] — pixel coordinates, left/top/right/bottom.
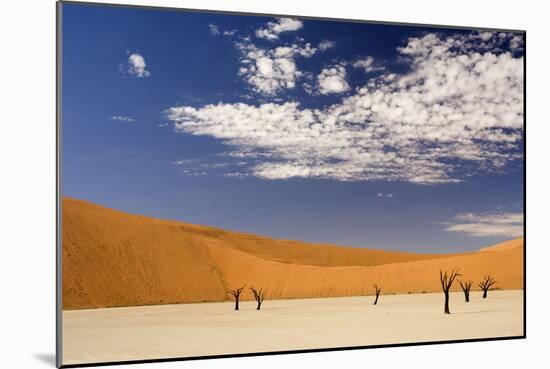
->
[[209, 23, 238, 37], [224, 17, 320, 95], [236, 39, 317, 95], [317, 65, 350, 94], [353, 56, 385, 73], [126, 53, 150, 78], [255, 18, 303, 40], [318, 40, 335, 51], [208, 24, 220, 36], [167, 32, 523, 184], [110, 115, 135, 122], [509, 34, 524, 51], [445, 211, 523, 237]]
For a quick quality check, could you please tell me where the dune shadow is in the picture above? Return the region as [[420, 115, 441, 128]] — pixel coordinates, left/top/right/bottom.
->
[[34, 353, 56, 367]]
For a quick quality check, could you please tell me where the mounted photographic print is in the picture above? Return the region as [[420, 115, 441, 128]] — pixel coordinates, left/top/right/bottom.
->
[[57, 1, 525, 367]]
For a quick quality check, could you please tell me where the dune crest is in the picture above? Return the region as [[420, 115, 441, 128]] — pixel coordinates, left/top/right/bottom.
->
[[62, 197, 524, 309], [478, 238, 524, 252]]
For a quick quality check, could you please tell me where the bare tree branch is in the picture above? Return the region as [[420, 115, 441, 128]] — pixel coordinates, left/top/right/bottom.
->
[[226, 284, 246, 310], [250, 285, 266, 310], [440, 269, 461, 314], [458, 279, 473, 302], [478, 275, 497, 298]]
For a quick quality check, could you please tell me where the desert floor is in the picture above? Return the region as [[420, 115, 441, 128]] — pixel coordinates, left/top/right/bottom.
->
[[62, 290, 523, 365]]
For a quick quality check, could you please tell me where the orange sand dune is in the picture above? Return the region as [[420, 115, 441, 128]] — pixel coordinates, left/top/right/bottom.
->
[[478, 238, 523, 252], [62, 197, 524, 309]]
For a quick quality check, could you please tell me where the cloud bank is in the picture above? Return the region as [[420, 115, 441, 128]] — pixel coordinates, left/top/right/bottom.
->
[[167, 31, 523, 184]]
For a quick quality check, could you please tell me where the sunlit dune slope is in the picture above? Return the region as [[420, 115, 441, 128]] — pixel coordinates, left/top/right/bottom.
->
[[478, 238, 523, 252], [62, 197, 523, 309]]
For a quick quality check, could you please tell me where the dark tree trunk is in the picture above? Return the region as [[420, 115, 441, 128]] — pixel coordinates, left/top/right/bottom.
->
[[250, 286, 265, 311], [483, 289, 488, 298], [440, 270, 460, 314], [372, 284, 381, 305], [459, 280, 472, 303], [227, 285, 246, 311]]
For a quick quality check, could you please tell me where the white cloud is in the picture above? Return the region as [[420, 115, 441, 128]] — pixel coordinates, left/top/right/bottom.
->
[[166, 32, 523, 184], [353, 56, 385, 73], [172, 159, 197, 165], [172, 157, 248, 178], [223, 172, 249, 179], [445, 211, 523, 237], [377, 192, 394, 198], [208, 24, 220, 36], [509, 35, 524, 51], [226, 18, 317, 95], [317, 65, 350, 95], [302, 81, 315, 95], [126, 53, 150, 78], [110, 115, 135, 122], [255, 18, 303, 40], [318, 40, 335, 51], [209, 24, 238, 37], [236, 40, 317, 95]]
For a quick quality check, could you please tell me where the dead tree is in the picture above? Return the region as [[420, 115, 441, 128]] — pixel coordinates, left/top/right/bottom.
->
[[478, 275, 496, 299], [249, 286, 266, 310], [372, 284, 381, 305], [226, 284, 246, 310], [458, 280, 473, 302], [440, 270, 460, 314]]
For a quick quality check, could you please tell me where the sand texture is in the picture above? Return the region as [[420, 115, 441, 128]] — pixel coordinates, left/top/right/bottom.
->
[[63, 290, 523, 365], [62, 197, 524, 309]]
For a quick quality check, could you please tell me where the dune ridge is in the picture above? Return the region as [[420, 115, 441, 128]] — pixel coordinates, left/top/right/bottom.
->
[[62, 197, 524, 309], [478, 238, 524, 253]]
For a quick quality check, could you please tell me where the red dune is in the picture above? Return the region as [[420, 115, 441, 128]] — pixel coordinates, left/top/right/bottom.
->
[[62, 197, 524, 309]]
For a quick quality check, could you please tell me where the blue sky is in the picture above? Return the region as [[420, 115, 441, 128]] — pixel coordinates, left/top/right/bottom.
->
[[61, 3, 524, 253]]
